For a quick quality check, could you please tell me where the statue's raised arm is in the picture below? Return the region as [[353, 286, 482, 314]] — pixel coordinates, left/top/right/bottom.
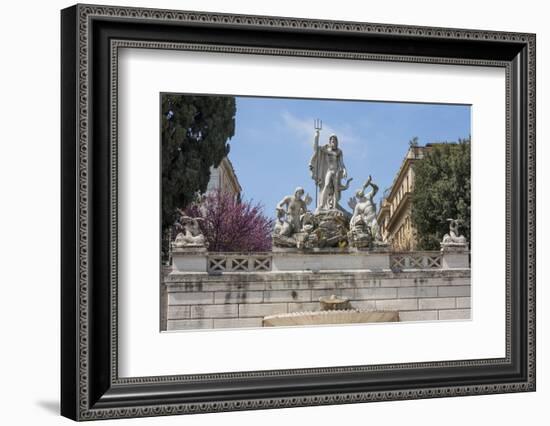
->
[[309, 119, 322, 184], [361, 175, 378, 200], [313, 129, 320, 152], [313, 118, 322, 153], [368, 183, 378, 201]]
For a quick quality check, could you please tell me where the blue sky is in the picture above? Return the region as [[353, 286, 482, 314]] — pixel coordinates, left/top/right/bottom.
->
[[228, 96, 470, 219]]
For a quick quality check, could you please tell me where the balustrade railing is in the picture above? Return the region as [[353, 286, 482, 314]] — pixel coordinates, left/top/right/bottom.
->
[[390, 252, 443, 270], [193, 251, 463, 274], [207, 253, 272, 273]]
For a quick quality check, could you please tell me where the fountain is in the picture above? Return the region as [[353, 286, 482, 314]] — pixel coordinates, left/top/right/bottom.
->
[[263, 294, 399, 327]]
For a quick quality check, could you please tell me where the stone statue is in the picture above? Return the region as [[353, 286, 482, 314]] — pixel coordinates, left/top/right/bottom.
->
[[347, 176, 382, 248], [272, 119, 389, 250], [272, 187, 313, 248], [172, 209, 208, 248], [273, 208, 293, 238], [309, 127, 351, 213], [441, 218, 468, 250], [275, 187, 312, 235]]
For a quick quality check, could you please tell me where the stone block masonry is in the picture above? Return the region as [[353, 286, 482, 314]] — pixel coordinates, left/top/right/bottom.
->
[[163, 268, 471, 331]]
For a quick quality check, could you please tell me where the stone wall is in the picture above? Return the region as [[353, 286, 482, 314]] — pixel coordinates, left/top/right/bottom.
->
[[162, 268, 471, 331]]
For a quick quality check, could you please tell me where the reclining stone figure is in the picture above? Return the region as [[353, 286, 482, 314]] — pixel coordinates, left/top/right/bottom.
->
[[441, 218, 468, 249], [172, 209, 208, 248]]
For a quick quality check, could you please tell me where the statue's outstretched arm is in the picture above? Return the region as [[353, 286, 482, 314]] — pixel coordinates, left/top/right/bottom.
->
[[276, 196, 291, 211]]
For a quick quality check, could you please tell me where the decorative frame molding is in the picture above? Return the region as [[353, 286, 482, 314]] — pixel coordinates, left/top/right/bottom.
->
[[61, 4, 535, 421]]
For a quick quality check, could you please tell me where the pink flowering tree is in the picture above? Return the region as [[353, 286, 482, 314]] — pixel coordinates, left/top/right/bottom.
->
[[184, 190, 273, 252]]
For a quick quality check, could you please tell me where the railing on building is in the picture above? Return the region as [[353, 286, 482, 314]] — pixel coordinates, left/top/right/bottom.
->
[[203, 251, 454, 274], [207, 253, 272, 273], [389, 252, 442, 270]]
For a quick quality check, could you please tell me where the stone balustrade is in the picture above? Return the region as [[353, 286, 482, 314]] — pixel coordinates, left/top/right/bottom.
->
[[390, 252, 443, 270], [208, 253, 272, 273], [170, 248, 469, 274]]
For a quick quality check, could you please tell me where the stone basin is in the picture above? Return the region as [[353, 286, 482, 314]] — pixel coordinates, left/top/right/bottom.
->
[[262, 310, 399, 327], [319, 294, 351, 311]]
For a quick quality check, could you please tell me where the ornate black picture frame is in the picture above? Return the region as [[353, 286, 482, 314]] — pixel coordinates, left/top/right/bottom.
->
[[61, 4, 535, 421]]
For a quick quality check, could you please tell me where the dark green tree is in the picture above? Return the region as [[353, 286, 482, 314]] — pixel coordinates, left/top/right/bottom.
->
[[411, 138, 471, 250], [161, 94, 236, 233]]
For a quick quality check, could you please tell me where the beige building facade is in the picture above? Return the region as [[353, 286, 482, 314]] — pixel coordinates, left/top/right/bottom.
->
[[377, 145, 428, 251], [206, 156, 242, 199]]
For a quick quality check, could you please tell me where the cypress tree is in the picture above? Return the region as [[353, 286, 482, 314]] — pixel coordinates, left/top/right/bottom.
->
[[161, 94, 236, 232]]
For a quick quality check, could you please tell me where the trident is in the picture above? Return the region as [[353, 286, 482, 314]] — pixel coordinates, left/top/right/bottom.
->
[[314, 118, 322, 132], [313, 118, 322, 208]]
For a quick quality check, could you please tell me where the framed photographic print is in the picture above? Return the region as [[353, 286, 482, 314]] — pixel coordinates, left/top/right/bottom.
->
[[61, 3, 536, 421]]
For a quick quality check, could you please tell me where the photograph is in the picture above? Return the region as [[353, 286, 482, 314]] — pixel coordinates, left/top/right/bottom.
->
[[56, 2, 536, 421], [160, 94, 472, 331]]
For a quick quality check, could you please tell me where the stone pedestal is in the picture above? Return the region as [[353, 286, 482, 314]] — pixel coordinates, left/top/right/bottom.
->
[[440, 244, 469, 269], [171, 247, 207, 273], [271, 248, 390, 272]]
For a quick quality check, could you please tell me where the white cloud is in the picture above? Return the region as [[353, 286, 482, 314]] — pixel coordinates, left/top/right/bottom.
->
[[280, 110, 362, 152]]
